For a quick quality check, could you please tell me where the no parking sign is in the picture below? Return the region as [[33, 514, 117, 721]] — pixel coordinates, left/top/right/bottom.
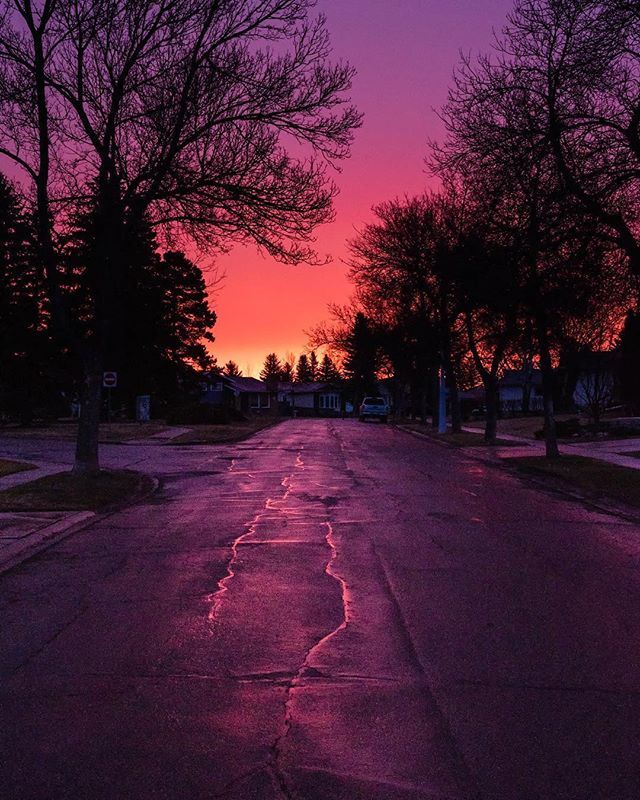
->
[[103, 371, 118, 389]]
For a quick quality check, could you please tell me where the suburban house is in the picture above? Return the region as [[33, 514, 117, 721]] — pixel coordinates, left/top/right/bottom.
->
[[201, 374, 275, 414], [201, 375, 392, 418], [277, 381, 344, 416], [571, 350, 620, 420], [458, 370, 544, 416], [498, 369, 544, 413], [200, 373, 236, 408]]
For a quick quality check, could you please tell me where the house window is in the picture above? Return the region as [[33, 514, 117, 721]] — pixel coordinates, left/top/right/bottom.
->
[[319, 393, 339, 410], [249, 393, 270, 409]]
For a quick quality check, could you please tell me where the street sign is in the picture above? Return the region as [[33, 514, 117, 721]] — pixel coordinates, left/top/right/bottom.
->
[[103, 371, 118, 389], [136, 395, 151, 422]]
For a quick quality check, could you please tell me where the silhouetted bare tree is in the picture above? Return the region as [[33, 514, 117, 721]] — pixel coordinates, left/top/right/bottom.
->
[[498, 0, 640, 274], [346, 194, 466, 432], [0, 0, 361, 472], [432, 35, 632, 457]]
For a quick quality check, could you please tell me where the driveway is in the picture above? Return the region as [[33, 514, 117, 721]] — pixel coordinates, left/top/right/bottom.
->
[[2, 419, 640, 799]]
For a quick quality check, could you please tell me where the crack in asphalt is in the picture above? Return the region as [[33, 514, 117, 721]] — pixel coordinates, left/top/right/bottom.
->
[[267, 520, 351, 799], [372, 542, 483, 800], [457, 678, 640, 696], [9, 553, 130, 677], [206, 433, 354, 799], [207, 449, 304, 625], [211, 764, 269, 799], [10, 602, 89, 677]]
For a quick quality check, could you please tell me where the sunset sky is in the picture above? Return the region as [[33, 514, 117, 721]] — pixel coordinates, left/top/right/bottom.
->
[[211, 0, 513, 376]]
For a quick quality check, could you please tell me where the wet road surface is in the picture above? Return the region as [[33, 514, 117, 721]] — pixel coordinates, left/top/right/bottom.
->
[[2, 419, 640, 799]]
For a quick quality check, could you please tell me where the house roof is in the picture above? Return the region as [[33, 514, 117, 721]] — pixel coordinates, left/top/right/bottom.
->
[[459, 386, 485, 400], [228, 376, 269, 392], [278, 381, 333, 393], [573, 350, 618, 371], [498, 369, 543, 388]]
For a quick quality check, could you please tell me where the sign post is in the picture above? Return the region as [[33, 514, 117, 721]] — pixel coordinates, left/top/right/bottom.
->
[[103, 372, 118, 423], [438, 367, 447, 434]]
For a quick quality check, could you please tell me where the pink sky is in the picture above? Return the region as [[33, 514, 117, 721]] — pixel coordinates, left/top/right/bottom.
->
[[211, 0, 514, 376]]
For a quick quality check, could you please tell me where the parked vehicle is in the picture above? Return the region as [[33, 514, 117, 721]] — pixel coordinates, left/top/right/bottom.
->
[[359, 396, 389, 422]]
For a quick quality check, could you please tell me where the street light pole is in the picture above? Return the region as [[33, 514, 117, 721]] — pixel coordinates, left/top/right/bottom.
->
[[438, 366, 447, 434]]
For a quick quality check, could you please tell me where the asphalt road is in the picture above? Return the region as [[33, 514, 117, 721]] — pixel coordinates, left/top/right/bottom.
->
[[2, 419, 640, 800]]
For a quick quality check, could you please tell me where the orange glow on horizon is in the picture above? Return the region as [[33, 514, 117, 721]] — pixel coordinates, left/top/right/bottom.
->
[[208, 0, 513, 376]]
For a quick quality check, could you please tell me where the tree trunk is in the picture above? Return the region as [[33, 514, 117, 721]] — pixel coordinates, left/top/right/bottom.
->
[[431, 369, 439, 428], [484, 374, 499, 444], [394, 376, 405, 419], [73, 176, 125, 475], [421, 384, 429, 425], [538, 325, 560, 459], [73, 363, 102, 475], [446, 361, 462, 434]]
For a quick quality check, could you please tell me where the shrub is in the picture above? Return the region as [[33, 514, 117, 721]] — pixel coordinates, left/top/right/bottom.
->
[[534, 418, 581, 439], [167, 403, 244, 425]]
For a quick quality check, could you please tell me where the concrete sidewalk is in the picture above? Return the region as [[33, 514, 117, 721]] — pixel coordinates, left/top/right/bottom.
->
[[461, 424, 640, 470], [124, 426, 191, 445], [0, 460, 94, 574], [0, 509, 94, 575]]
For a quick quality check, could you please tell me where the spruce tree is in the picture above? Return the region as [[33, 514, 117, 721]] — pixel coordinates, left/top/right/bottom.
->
[[320, 353, 341, 382], [63, 212, 216, 410], [342, 313, 379, 402], [0, 174, 56, 422], [309, 351, 319, 380], [224, 361, 242, 377], [280, 361, 295, 382], [619, 311, 640, 414], [260, 353, 282, 388], [296, 354, 313, 382]]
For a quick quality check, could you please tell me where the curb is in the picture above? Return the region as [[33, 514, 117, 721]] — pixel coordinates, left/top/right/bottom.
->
[[167, 417, 286, 446], [0, 474, 160, 577], [393, 424, 453, 448], [394, 423, 640, 526], [0, 511, 95, 576]]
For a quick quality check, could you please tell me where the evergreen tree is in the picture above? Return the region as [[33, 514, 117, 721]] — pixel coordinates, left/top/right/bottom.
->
[[343, 313, 379, 402], [260, 353, 282, 388], [280, 361, 295, 382], [63, 212, 216, 410], [0, 174, 60, 422], [224, 360, 242, 377], [319, 353, 341, 382], [296, 353, 313, 382], [309, 351, 319, 380], [619, 311, 640, 414]]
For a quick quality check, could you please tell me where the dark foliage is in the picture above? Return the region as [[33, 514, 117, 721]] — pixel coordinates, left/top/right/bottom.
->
[[260, 353, 283, 388], [619, 312, 640, 414], [167, 403, 245, 426], [342, 313, 379, 402], [0, 174, 70, 423]]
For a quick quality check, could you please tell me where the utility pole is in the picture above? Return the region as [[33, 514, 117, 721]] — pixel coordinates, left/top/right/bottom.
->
[[438, 366, 447, 434]]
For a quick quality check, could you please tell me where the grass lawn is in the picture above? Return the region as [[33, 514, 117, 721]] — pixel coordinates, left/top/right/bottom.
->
[[0, 458, 36, 478], [398, 422, 517, 447], [464, 415, 578, 440], [0, 421, 171, 442], [511, 455, 640, 509], [0, 419, 281, 445], [172, 416, 283, 444], [98, 422, 172, 442], [0, 469, 151, 512]]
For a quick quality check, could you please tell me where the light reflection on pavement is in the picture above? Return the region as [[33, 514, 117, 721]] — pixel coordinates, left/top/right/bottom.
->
[[2, 419, 640, 799]]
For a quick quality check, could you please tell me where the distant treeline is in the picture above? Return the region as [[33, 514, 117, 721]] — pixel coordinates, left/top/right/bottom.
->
[[311, 0, 640, 458], [0, 172, 216, 425]]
